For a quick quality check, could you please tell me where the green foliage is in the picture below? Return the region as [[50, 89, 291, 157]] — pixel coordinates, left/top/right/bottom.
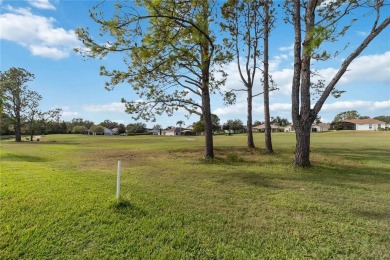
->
[[99, 119, 119, 129], [89, 125, 104, 134], [223, 119, 244, 131], [374, 115, 390, 124], [71, 118, 94, 129], [72, 125, 87, 134], [76, 0, 228, 122], [126, 122, 146, 133], [0, 67, 39, 141], [192, 114, 220, 133], [192, 120, 205, 133], [333, 110, 361, 122], [270, 116, 290, 127]]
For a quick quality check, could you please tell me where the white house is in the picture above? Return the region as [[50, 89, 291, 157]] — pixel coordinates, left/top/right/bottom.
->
[[103, 127, 118, 135], [336, 119, 386, 131], [284, 125, 295, 132], [147, 128, 161, 135], [284, 123, 331, 132], [253, 124, 284, 132], [311, 123, 331, 132], [163, 127, 187, 136]]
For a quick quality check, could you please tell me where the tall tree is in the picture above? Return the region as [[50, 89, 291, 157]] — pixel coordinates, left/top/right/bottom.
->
[[221, 0, 276, 150], [76, 0, 228, 159], [0, 67, 37, 142], [287, 0, 389, 167], [262, 0, 276, 154], [26, 91, 42, 141]]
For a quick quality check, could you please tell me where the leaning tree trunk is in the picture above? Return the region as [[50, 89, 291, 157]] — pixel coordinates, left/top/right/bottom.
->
[[247, 86, 255, 148], [293, 123, 312, 167]]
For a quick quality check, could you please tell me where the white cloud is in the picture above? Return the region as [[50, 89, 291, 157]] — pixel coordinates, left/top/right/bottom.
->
[[270, 68, 294, 95], [341, 52, 390, 84], [268, 51, 390, 96], [356, 31, 368, 37], [28, 0, 55, 10], [0, 6, 80, 59], [62, 111, 80, 118], [83, 102, 126, 113], [322, 100, 390, 111], [218, 62, 246, 92], [278, 44, 294, 56], [30, 45, 68, 59]]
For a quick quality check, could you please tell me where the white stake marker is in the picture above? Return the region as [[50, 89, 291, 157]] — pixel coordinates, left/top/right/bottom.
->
[[116, 160, 121, 199]]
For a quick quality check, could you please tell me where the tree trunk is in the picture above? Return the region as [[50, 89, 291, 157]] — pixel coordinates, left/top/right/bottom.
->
[[15, 125, 22, 142], [263, 1, 273, 154], [30, 120, 34, 141], [15, 116, 22, 142], [247, 86, 255, 148], [202, 88, 214, 159], [293, 123, 311, 167]]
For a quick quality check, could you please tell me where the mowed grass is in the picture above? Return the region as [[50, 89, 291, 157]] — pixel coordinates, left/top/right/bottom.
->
[[1, 132, 389, 258]]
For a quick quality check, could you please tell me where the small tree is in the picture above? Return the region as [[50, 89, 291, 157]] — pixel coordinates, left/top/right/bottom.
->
[[99, 119, 119, 129], [26, 92, 42, 141], [72, 125, 87, 134], [192, 121, 205, 135], [126, 123, 147, 133], [90, 125, 104, 135], [270, 116, 290, 127], [223, 119, 244, 132], [117, 124, 126, 134]]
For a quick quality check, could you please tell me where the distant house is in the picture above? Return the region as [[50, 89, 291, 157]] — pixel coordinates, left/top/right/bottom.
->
[[147, 128, 161, 135], [284, 125, 295, 132], [311, 123, 331, 132], [332, 118, 386, 131], [253, 124, 284, 132], [103, 127, 117, 135], [163, 127, 188, 136], [284, 123, 330, 132]]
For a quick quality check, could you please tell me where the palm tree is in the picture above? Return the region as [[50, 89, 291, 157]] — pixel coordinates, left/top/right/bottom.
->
[[176, 120, 185, 135]]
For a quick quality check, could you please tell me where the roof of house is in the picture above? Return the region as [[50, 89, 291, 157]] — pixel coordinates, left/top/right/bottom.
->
[[164, 127, 188, 132], [343, 118, 386, 124], [316, 123, 331, 128], [253, 124, 285, 129]]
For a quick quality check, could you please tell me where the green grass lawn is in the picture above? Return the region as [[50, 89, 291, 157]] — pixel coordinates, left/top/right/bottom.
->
[[1, 132, 389, 258]]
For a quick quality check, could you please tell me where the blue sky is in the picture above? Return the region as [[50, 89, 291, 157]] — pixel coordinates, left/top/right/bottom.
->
[[1, 0, 389, 128]]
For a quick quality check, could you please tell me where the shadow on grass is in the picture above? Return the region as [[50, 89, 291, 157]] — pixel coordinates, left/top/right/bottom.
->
[[222, 172, 284, 189], [353, 209, 390, 221], [316, 147, 390, 165], [1, 153, 48, 162], [109, 198, 148, 217]]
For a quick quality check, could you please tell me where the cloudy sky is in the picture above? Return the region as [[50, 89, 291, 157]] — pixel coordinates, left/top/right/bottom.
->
[[1, 0, 389, 127]]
